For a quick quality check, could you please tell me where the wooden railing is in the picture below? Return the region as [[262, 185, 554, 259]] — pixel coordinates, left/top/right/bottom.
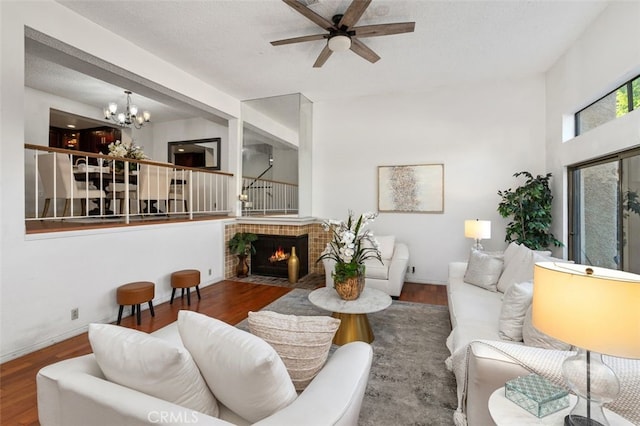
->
[[25, 145, 233, 224], [241, 176, 298, 216]]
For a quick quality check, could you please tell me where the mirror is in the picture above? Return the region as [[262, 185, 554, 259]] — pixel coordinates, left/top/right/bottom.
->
[[241, 93, 311, 217], [168, 138, 221, 170]]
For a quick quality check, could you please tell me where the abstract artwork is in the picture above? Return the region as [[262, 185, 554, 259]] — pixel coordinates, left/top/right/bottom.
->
[[378, 164, 444, 213]]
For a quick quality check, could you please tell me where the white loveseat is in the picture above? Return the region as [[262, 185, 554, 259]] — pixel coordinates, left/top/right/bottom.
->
[[446, 243, 640, 426], [323, 236, 409, 297], [37, 319, 373, 426]]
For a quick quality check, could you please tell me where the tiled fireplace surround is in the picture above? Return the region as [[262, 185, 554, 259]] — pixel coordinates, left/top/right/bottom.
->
[[224, 221, 331, 279]]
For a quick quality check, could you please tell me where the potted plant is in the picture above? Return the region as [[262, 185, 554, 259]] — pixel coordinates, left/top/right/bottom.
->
[[317, 211, 382, 300], [228, 232, 258, 277], [497, 171, 563, 250]]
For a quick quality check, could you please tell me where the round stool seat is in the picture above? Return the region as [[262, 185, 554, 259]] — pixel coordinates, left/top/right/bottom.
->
[[116, 281, 155, 326], [170, 269, 201, 306], [117, 281, 155, 305], [171, 269, 200, 288]]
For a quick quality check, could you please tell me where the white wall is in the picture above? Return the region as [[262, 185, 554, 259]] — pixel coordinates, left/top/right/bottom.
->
[[312, 77, 547, 284], [1, 1, 240, 362], [545, 1, 640, 258], [5, 221, 227, 362]]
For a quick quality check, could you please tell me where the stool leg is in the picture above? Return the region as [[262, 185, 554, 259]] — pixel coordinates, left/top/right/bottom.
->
[[181, 288, 185, 299], [131, 304, 136, 317], [136, 304, 141, 325], [170, 288, 176, 304], [148, 300, 155, 317], [186, 287, 191, 306], [195, 285, 201, 300], [117, 305, 124, 325]]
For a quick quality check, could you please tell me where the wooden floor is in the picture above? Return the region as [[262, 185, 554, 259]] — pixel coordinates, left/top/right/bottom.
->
[[0, 280, 447, 425]]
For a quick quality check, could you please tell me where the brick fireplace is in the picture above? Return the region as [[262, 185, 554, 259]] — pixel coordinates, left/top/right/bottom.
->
[[224, 219, 330, 279]]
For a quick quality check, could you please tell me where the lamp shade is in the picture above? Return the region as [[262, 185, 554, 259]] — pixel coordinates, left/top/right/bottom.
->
[[328, 35, 351, 52], [532, 262, 640, 359], [464, 219, 491, 239]]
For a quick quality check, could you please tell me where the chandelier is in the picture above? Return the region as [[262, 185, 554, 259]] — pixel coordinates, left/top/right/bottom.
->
[[104, 90, 151, 129]]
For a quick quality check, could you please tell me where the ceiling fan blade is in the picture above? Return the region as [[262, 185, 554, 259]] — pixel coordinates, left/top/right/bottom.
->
[[282, 0, 336, 30], [338, 0, 372, 29], [352, 22, 416, 38], [271, 33, 327, 46], [349, 38, 380, 63], [313, 45, 333, 68]]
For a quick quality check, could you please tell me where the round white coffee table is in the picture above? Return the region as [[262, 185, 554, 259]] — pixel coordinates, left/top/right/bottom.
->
[[308, 287, 392, 345], [489, 387, 633, 426]]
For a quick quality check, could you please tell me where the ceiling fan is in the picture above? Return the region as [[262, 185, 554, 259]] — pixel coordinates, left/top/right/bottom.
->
[[271, 0, 415, 68]]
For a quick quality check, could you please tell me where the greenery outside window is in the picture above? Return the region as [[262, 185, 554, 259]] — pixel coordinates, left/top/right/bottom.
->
[[575, 75, 639, 136]]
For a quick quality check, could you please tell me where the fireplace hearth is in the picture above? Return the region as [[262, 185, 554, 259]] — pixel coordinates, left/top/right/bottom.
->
[[252, 234, 308, 278]]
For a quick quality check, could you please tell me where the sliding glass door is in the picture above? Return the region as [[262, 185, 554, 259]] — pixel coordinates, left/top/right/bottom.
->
[[622, 154, 640, 273], [569, 149, 640, 273]]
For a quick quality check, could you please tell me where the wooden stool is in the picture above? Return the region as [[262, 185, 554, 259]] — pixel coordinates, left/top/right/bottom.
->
[[170, 269, 201, 306], [116, 281, 155, 326]]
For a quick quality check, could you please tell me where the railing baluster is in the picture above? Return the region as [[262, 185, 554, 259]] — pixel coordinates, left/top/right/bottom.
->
[[124, 163, 130, 224], [188, 169, 193, 220], [34, 153, 39, 218], [25, 145, 236, 225]]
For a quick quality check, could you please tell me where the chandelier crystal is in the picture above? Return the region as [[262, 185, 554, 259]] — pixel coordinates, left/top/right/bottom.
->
[[104, 90, 150, 129]]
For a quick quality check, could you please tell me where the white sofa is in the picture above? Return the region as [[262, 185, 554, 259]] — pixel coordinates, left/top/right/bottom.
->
[[37, 321, 373, 426], [323, 236, 409, 297], [446, 243, 640, 426]]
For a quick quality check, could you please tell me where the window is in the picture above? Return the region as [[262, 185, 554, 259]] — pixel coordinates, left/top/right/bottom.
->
[[568, 148, 640, 273], [575, 75, 640, 136]]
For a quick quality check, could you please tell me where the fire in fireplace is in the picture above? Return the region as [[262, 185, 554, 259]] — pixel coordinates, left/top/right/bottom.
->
[[269, 247, 290, 263], [252, 234, 308, 278]]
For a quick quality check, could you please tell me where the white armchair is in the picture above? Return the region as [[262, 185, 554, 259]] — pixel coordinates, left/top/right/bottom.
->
[[323, 236, 409, 298]]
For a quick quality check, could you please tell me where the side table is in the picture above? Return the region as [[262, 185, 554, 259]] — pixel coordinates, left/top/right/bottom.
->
[[489, 386, 633, 426], [308, 287, 392, 345]]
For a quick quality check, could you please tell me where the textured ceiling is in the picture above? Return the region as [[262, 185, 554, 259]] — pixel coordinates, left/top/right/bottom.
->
[[28, 0, 609, 126]]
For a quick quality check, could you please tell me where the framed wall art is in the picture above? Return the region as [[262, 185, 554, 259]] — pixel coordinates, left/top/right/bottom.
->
[[378, 163, 444, 213]]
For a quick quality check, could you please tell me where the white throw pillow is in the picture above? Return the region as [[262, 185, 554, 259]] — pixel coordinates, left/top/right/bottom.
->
[[463, 250, 504, 291], [178, 311, 297, 423], [498, 280, 534, 342], [88, 323, 218, 417], [522, 306, 572, 351], [248, 311, 340, 391], [374, 235, 396, 259], [497, 244, 536, 293], [502, 242, 521, 267]]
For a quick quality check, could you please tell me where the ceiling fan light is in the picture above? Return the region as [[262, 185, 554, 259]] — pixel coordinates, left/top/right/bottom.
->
[[328, 35, 351, 52]]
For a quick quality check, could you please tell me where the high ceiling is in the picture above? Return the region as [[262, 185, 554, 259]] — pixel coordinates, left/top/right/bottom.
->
[[28, 0, 609, 126]]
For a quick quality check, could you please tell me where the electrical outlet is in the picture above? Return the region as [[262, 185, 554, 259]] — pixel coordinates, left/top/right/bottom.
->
[[412, 266, 415, 274], [71, 308, 79, 320], [208, 268, 212, 276]]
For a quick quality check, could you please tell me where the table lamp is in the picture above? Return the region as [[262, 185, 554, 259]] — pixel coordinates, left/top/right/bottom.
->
[[464, 219, 491, 250], [532, 262, 640, 426]]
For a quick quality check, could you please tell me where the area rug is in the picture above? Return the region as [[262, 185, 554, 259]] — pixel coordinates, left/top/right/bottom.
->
[[236, 288, 457, 425]]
